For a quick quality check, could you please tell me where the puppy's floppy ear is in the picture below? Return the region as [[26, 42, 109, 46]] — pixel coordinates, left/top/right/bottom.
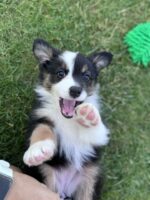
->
[[89, 51, 113, 71], [33, 38, 60, 63]]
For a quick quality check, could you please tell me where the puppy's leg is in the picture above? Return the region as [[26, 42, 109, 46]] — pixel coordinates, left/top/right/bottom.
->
[[23, 124, 56, 166], [40, 164, 56, 192], [74, 164, 102, 200]]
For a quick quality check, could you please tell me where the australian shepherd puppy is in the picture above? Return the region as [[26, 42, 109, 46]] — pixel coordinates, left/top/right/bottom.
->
[[23, 38, 113, 200]]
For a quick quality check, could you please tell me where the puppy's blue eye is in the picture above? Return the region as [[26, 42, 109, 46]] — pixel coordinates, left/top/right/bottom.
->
[[83, 72, 91, 81], [56, 70, 66, 80]]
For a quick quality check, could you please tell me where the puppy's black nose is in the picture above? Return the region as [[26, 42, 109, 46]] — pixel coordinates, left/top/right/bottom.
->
[[69, 86, 82, 98]]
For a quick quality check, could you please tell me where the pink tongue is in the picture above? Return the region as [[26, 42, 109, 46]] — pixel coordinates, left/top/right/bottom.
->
[[62, 99, 76, 117]]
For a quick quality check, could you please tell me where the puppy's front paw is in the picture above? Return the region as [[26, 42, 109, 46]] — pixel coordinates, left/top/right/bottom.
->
[[75, 103, 101, 128], [23, 140, 55, 167]]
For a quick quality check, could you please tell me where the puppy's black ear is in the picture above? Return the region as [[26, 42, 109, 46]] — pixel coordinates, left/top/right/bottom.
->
[[33, 38, 60, 63], [89, 51, 113, 71]]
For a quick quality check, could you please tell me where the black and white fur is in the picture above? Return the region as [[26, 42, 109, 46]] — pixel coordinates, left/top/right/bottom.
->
[[23, 39, 113, 200]]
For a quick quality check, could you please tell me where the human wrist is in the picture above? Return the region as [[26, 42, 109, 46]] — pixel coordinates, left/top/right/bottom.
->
[[0, 160, 13, 200], [5, 171, 24, 200]]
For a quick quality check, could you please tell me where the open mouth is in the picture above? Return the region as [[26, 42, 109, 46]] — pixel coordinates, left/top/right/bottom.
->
[[59, 98, 83, 118]]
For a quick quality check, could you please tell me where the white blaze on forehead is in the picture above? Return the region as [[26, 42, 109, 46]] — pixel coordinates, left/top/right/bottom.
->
[[59, 51, 78, 74], [52, 50, 87, 102]]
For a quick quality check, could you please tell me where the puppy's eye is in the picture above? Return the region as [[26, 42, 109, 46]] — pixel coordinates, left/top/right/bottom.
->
[[82, 72, 91, 82], [56, 69, 66, 80]]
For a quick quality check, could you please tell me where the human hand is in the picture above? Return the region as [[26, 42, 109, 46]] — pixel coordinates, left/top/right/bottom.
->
[[5, 171, 60, 200]]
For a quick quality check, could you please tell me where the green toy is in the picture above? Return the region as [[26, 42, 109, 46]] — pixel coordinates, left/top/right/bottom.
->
[[124, 22, 150, 67]]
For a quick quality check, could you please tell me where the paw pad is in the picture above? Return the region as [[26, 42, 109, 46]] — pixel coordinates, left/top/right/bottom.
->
[[75, 103, 101, 128]]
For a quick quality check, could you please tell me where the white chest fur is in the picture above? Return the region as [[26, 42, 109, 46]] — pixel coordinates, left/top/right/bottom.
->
[[54, 118, 96, 169]]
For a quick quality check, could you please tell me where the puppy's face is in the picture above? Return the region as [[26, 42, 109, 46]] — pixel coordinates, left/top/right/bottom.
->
[[33, 39, 113, 118]]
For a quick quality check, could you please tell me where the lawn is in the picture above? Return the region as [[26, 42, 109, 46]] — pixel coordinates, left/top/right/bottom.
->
[[0, 0, 150, 199]]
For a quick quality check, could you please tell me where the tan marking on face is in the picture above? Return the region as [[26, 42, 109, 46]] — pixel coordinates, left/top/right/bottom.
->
[[86, 81, 95, 96], [74, 164, 100, 200], [57, 57, 68, 70], [81, 64, 88, 73], [62, 61, 67, 69], [30, 124, 55, 145], [43, 73, 52, 90]]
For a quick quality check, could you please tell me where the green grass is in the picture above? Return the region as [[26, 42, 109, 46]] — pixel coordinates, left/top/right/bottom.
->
[[0, 0, 150, 199]]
